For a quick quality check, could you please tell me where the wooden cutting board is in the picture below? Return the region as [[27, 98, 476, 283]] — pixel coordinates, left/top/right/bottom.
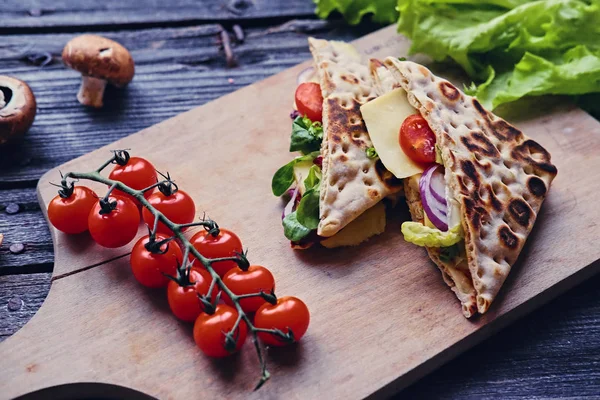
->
[[1, 25, 600, 400]]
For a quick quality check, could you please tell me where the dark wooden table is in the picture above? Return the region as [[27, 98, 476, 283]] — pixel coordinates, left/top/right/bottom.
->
[[1, 1, 599, 398]]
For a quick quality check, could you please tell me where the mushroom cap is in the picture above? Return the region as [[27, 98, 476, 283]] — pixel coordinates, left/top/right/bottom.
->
[[0, 76, 37, 145], [62, 35, 135, 87]]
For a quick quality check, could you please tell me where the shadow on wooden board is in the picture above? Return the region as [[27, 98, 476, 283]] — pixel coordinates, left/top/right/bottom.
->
[[14, 382, 156, 400]]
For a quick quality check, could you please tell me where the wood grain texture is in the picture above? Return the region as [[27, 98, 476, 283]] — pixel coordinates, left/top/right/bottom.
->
[[404, 271, 600, 399], [1, 26, 599, 399], [1, 5, 600, 397], [0, 0, 317, 30], [0, 273, 52, 340], [0, 20, 373, 185], [2, 272, 599, 398], [0, 188, 54, 273]]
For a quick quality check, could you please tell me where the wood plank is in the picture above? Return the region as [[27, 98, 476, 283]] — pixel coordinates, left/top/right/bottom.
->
[[0, 273, 52, 339], [0, 21, 373, 185], [0, 0, 317, 30], [0, 188, 54, 273], [401, 272, 600, 399], [1, 25, 599, 399], [1, 272, 598, 398]]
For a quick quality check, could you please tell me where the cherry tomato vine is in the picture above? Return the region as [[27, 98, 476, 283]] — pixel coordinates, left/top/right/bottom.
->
[[48, 149, 309, 390]]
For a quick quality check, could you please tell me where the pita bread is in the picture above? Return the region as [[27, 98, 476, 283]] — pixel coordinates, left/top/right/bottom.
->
[[381, 57, 557, 314], [404, 175, 478, 317], [369, 59, 397, 96], [308, 38, 402, 237], [369, 59, 477, 317]]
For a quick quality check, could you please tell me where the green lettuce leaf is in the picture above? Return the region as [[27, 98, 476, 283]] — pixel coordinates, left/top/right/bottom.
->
[[401, 222, 463, 247], [475, 46, 600, 109], [398, 0, 600, 76], [296, 187, 320, 229], [314, 0, 399, 25], [439, 243, 461, 263], [280, 164, 322, 241], [296, 166, 321, 229], [282, 212, 313, 241], [290, 116, 323, 155], [397, 0, 600, 108], [304, 165, 322, 192], [271, 152, 320, 196], [314, 0, 600, 109]]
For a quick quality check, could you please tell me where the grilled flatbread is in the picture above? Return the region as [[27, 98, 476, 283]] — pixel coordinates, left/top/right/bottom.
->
[[379, 58, 557, 315], [308, 38, 402, 237], [369, 59, 477, 317], [403, 174, 478, 317]]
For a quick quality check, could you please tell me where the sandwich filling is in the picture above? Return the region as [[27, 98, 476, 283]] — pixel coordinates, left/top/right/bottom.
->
[[361, 87, 465, 251], [363, 57, 556, 317], [360, 79, 477, 317], [271, 39, 404, 249]]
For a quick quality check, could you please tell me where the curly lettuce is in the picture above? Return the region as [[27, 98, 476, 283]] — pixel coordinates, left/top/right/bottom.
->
[[471, 46, 600, 109], [314, 0, 399, 25], [314, 0, 600, 110], [401, 222, 463, 247]]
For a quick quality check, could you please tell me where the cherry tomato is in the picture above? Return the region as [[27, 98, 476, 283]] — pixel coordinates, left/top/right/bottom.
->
[[47, 186, 97, 234], [255, 296, 310, 347], [167, 267, 217, 322], [193, 305, 247, 357], [295, 82, 323, 123], [223, 265, 275, 313], [399, 114, 437, 164], [189, 228, 243, 277], [88, 194, 140, 248], [142, 189, 195, 235], [108, 156, 157, 204], [130, 234, 183, 288]]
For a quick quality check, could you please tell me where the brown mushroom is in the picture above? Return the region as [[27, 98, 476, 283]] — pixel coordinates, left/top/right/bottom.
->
[[62, 35, 135, 108], [0, 76, 37, 145]]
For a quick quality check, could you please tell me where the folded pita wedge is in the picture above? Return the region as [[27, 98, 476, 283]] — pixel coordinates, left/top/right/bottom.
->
[[367, 60, 477, 317], [308, 38, 402, 238], [366, 58, 557, 316], [403, 173, 478, 317]]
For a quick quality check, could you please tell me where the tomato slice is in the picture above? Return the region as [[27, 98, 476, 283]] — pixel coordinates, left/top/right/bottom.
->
[[295, 82, 323, 123], [399, 114, 436, 164]]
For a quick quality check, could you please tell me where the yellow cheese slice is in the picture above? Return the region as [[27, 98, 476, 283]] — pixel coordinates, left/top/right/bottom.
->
[[360, 88, 425, 179], [321, 202, 386, 248]]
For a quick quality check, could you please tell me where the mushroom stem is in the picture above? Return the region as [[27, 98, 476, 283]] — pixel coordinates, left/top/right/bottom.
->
[[77, 76, 107, 108]]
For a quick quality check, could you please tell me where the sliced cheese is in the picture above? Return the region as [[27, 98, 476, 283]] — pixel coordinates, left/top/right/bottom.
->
[[293, 161, 314, 195], [321, 202, 386, 248], [360, 88, 425, 179]]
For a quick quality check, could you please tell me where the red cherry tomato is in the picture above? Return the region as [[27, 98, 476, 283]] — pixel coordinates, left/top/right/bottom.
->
[[108, 156, 157, 204], [189, 228, 243, 277], [130, 234, 183, 288], [47, 186, 97, 234], [88, 194, 140, 248], [167, 267, 217, 322], [295, 82, 323, 123], [193, 305, 247, 357], [255, 296, 310, 347], [223, 265, 275, 313], [142, 189, 196, 235], [399, 114, 437, 164]]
